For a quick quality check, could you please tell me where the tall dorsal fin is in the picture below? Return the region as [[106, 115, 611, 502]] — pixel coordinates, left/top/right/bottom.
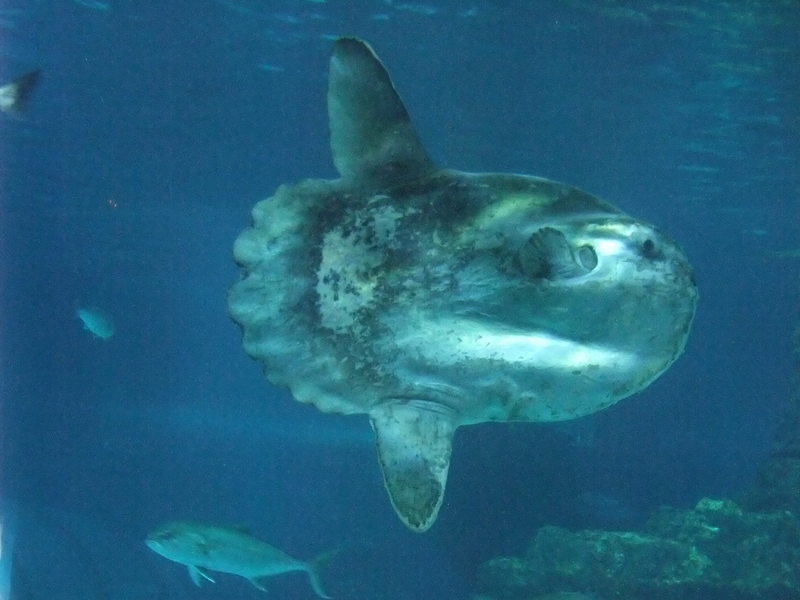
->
[[328, 38, 434, 188]]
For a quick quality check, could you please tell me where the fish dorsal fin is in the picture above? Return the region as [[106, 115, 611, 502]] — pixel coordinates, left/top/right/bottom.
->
[[328, 38, 434, 188]]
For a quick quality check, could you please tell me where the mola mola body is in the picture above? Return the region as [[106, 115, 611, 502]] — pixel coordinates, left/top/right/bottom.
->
[[229, 38, 698, 532]]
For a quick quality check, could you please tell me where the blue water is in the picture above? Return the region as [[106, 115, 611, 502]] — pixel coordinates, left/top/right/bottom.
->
[[1, 1, 798, 599]]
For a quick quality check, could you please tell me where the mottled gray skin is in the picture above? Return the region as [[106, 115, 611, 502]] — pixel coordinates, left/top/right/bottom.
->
[[229, 38, 697, 532]]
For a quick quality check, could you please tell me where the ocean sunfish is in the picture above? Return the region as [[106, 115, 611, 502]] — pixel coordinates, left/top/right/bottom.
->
[[146, 521, 331, 598], [228, 38, 698, 532]]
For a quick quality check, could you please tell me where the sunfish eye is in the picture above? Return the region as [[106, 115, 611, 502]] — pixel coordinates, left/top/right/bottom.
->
[[640, 238, 659, 260], [576, 244, 597, 271]]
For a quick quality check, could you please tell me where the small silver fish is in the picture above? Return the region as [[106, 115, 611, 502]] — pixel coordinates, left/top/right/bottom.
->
[[146, 521, 331, 598], [76, 306, 114, 340], [0, 70, 40, 117], [0, 512, 16, 600]]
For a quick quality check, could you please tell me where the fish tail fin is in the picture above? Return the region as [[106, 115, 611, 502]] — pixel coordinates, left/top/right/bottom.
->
[[304, 566, 331, 599], [312, 547, 341, 570], [305, 551, 338, 599]]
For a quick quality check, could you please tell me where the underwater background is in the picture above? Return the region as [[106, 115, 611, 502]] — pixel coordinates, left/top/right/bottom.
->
[[1, 1, 799, 599]]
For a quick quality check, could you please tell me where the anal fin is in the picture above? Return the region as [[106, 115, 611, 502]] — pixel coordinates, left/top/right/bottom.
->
[[370, 401, 457, 532], [248, 577, 268, 592]]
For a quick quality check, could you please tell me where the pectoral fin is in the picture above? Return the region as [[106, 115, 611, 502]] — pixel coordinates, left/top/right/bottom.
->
[[370, 401, 457, 532], [519, 227, 597, 280], [188, 565, 215, 587]]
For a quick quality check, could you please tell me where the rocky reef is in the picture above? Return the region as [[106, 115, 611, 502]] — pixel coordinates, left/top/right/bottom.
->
[[475, 312, 800, 600], [475, 497, 799, 600]]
